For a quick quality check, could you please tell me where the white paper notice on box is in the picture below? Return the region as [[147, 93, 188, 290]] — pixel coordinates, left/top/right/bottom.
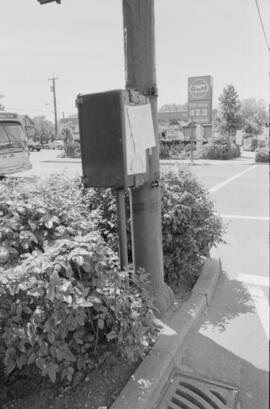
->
[[125, 104, 156, 175]]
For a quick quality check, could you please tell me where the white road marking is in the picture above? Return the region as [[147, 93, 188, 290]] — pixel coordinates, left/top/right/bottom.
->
[[247, 286, 269, 340], [220, 214, 269, 221], [209, 165, 258, 193], [237, 273, 269, 287]]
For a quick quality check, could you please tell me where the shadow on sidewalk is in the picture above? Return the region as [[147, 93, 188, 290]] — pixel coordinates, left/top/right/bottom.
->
[[180, 332, 269, 409], [201, 271, 255, 332], [179, 270, 268, 408]]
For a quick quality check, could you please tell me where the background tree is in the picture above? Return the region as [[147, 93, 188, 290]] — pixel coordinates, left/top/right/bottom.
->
[[0, 94, 4, 111], [239, 98, 268, 136], [218, 84, 241, 137], [32, 116, 54, 145], [60, 126, 81, 158], [61, 126, 73, 157]]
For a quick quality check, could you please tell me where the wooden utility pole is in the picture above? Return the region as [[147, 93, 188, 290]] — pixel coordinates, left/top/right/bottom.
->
[[122, 0, 173, 315], [48, 77, 58, 138]]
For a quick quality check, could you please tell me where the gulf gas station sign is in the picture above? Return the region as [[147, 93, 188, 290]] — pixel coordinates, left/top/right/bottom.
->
[[188, 76, 213, 124]]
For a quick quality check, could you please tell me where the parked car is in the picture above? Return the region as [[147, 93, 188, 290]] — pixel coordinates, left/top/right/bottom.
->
[[28, 141, 41, 152], [47, 140, 64, 150]]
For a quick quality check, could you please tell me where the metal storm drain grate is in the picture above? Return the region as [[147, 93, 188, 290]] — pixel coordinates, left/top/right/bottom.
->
[[156, 371, 239, 409]]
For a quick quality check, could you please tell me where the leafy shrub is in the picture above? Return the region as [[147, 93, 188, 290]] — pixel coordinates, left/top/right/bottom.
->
[[159, 140, 187, 159], [84, 169, 225, 288], [0, 176, 158, 385], [160, 169, 224, 287], [0, 175, 95, 269], [250, 138, 258, 151], [63, 140, 81, 158], [0, 233, 158, 384], [61, 127, 81, 158], [255, 147, 269, 162], [184, 142, 196, 152], [202, 136, 240, 159], [0, 170, 224, 386], [258, 140, 266, 148]]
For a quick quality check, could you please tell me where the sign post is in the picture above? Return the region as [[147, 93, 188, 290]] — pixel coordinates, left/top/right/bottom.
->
[[115, 189, 128, 270], [190, 117, 194, 164]]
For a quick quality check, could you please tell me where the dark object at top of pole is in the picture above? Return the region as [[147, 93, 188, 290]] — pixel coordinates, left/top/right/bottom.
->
[[38, 0, 61, 4]]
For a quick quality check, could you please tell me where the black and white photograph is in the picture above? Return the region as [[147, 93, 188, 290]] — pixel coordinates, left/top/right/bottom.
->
[[0, 1, 269, 408]]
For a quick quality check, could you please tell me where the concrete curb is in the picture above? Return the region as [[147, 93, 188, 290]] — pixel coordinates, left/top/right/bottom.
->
[[110, 248, 222, 409], [41, 159, 81, 163], [160, 159, 255, 167], [41, 158, 255, 166]]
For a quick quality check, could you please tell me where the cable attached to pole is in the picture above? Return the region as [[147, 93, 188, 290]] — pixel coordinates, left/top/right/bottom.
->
[[254, 0, 270, 51]]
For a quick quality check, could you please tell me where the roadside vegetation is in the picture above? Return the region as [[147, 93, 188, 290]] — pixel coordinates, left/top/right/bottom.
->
[[202, 136, 240, 160], [255, 147, 269, 163], [158, 87, 268, 161], [159, 140, 197, 160], [0, 170, 224, 408], [61, 127, 81, 158]]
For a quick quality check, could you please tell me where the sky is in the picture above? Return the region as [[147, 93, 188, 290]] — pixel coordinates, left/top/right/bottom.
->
[[0, 0, 269, 122]]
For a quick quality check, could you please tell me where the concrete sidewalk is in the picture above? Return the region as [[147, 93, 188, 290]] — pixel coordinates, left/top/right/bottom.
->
[[43, 157, 255, 166], [111, 249, 223, 409], [42, 151, 256, 167], [160, 152, 256, 167], [176, 269, 269, 409], [111, 244, 269, 409]]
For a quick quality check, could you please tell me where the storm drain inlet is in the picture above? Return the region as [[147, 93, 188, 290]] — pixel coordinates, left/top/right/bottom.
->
[[156, 371, 239, 409]]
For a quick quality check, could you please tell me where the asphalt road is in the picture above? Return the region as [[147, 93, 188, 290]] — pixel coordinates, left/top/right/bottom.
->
[[13, 149, 83, 177], [182, 161, 269, 409]]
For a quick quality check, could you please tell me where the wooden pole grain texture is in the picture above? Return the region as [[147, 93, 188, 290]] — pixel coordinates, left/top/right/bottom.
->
[[122, 0, 173, 314]]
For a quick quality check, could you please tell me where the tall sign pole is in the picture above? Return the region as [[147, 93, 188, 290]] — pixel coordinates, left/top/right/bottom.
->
[[48, 77, 58, 138], [187, 75, 213, 141], [122, 0, 173, 315], [190, 116, 194, 164]]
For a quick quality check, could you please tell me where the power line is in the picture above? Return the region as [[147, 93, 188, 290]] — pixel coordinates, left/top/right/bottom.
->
[[254, 0, 270, 50]]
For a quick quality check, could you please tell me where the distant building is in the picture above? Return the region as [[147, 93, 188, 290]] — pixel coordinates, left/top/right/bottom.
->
[[158, 108, 218, 141], [158, 110, 188, 125]]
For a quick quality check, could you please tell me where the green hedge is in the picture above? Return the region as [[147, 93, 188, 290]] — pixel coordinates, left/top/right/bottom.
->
[[202, 136, 240, 160], [0, 176, 158, 385], [159, 140, 187, 159], [0, 171, 224, 385], [160, 169, 224, 286], [255, 148, 269, 162], [85, 169, 225, 288]]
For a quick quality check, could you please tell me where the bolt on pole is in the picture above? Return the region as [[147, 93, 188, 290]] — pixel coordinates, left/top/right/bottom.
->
[[48, 77, 58, 138], [122, 0, 173, 315]]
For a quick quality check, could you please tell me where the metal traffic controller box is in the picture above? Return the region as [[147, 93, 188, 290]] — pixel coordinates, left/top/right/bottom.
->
[[76, 89, 156, 188]]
